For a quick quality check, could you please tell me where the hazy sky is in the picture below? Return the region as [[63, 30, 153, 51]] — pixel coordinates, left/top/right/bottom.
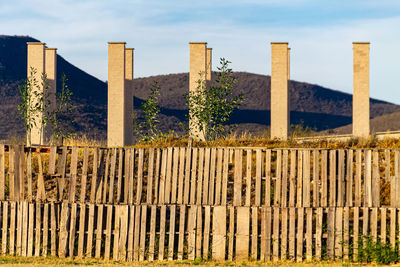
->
[[1, 0, 400, 103]]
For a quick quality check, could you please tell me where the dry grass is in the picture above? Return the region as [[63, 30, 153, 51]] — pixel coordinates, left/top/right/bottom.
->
[[0, 256, 393, 266]]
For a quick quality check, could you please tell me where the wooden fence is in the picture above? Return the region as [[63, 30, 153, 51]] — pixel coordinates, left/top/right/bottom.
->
[[0, 145, 399, 207], [0, 145, 400, 262]]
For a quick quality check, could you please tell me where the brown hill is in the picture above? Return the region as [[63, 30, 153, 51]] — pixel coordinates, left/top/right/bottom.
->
[[1, 35, 399, 140]]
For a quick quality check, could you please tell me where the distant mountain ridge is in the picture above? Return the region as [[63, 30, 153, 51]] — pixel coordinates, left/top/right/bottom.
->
[[0, 35, 399, 140]]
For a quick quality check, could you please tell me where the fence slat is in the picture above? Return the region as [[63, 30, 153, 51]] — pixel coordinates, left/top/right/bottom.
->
[[139, 205, 147, 261], [355, 150, 362, 207], [68, 203, 77, 257], [203, 206, 211, 260], [337, 150, 344, 207], [234, 150, 242, 206], [313, 150, 319, 207], [136, 149, 145, 205], [158, 205, 166, 260], [95, 204, 104, 258], [164, 148, 172, 204], [228, 206, 234, 260], [215, 149, 223, 205], [274, 150, 282, 207], [148, 205, 156, 261], [80, 148, 89, 203], [203, 149, 211, 205], [329, 151, 336, 207], [108, 149, 117, 204], [281, 207, 288, 260], [177, 148, 185, 204], [282, 150, 288, 207], [251, 207, 258, 260], [146, 149, 154, 204], [343, 207, 350, 259], [236, 207, 249, 260], [272, 207, 279, 260], [303, 150, 310, 208], [2, 202, 8, 255], [171, 148, 179, 204], [353, 207, 359, 262], [69, 147, 78, 203], [190, 148, 198, 205], [222, 149, 229, 205], [209, 148, 217, 205], [246, 149, 252, 206], [335, 207, 343, 258], [104, 205, 113, 260], [296, 207, 304, 262], [127, 205, 135, 261], [196, 206, 202, 258], [42, 203, 48, 257], [212, 206, 226, 260], [315, 207, 323, 260], [77, 203, 86, 257], [86, 204, 95, 257], [188, 206, 197, 260], [372, 151, 380, 207], [177, 205, 185, 260], [168, 205, 176, 260], [184, 147, 192, 204]]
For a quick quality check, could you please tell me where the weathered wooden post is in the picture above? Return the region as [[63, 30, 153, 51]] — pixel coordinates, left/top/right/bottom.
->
[[352, 42, 370, 138]]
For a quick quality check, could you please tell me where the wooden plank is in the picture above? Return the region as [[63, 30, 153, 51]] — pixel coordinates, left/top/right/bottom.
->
[[9, 202, 16, 255], [104, 205, 113, 260], [171, 148, 179, 203], [158, 149, 167, 204], [108, 148, 117, 203], [127, 149, 134, 205], [158, 205, 166, 260], [177, 205, 185, 260], [27, 203, 34, 256], [265, 207, 272, 260], [196, 206, 202, 259], [139, 205, 147, 261], [36, 153, 46, 202], [365, 150, 372, 207], [133, 205, 141, 260], [280, 207, 288, 260], [353, 207, 359, 262], [95, 204, 104, 258], [381, 208, 387, 245], [329, 150, 336, 207], [187, 206, 197, 260], [146, 149, 154, 204], [390, 208, 396, 250], [281, 150, 289, 207], [228, 206, 234, 261], [18, 146, 24, 201], [355, 150, 362, 207], [296, 207, 304, 262], [315, 207, 323, 260], [127, 205, 135, 261], [212, 206, 226, 260], [0, 145, 4, 200], [2, 202, 8, 255], [164, 148, 172, 204], [313, 150, 320, 207], [236, 207, 250, 260], [168, 205, 176, 260], [371, 207, 378, 243], [215, 149, 223, 205], [80, 148, 89, 203], [362, 207, 369, 250], [337, 150, 344, 207], [69, 147, 79, 202], [153, 149, 161, 204], [245, 149, 252, 206], [343, 207, 350, 260], [90, 148, 99, 203], [302, 150, 310, 207], [177, 148, 185, 204], [251, 207, 258, 260], [86, 204, 95, 257], [9, 147, 15, 200], [35, 204, 43, 256], [321, 150, 328, 207], [260, 207, 266, 261], [123, 149, 130, 203], [136, 149, 145, 204], [272, 207, 279, 260], [148, 205, 156, 261], [27, 149, 32, 201], [372, 151, 380, 207], [203, 206, 211, 260], [102, 149, 111, 203], [59, 202, 70, 258], [274, 150, 282, 206], [289, 150, 297, 208], [184, 147, 192, 204], [203, 148, 211, 205], [288, 207, 295, 260], [50, 203, 57, 256], [42, 204, 49, 257], [18, 201, 25, 256], [189, 148, 198, 204], [68, 203, 77, 257], [57, 147, 68, 201], [209, 148, 217, 204], [118, 205, 128, 261], [48, 146, 57, 175], [255, 149, 262, 206], [327, 207, 335, 260], [196, 148, 204, 205], [77, 203, 86, 258], [234, 149, 243, 206], [346, 150, 353, 207], [335, 207, 343, 258], [221, 149, 229, 205], [305, 208, 312, 261], [392, 152, 398, 207]]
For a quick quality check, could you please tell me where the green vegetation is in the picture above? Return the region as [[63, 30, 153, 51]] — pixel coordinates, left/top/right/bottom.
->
[[185, 58, 244, 141]]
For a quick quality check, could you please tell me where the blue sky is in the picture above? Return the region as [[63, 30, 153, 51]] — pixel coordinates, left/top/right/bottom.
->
[[1, 0, 400, 103]]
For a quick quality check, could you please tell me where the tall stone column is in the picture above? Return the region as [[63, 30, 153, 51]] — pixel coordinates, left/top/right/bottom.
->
[[270, 42, 289, 140], [108, 42, 126, 147], [352, 42, 370, 137], [45, 48, 57, 143], [206, 47, 212, 81], [125, 48, 134, 145], [189, 42, 207, 141], [287, 48, 291, 80], [27, 42, 46, 145]]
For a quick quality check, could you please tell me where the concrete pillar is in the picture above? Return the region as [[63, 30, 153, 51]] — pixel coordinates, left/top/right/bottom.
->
[[270, 42, 289, 140], [125, 48, 134, 145], [27, 42, 46, 145], [352, 42, 370, 138], [108, 42, 127, 147], [287, 48, 290, 80], [189, 42, 207, 140], [45, 48, 57, 143], [206, 47, 212, 81]]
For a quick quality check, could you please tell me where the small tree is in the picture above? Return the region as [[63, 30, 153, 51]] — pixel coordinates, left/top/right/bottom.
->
[[185, 58, 244, 141], [133, 81, 163, 142]]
